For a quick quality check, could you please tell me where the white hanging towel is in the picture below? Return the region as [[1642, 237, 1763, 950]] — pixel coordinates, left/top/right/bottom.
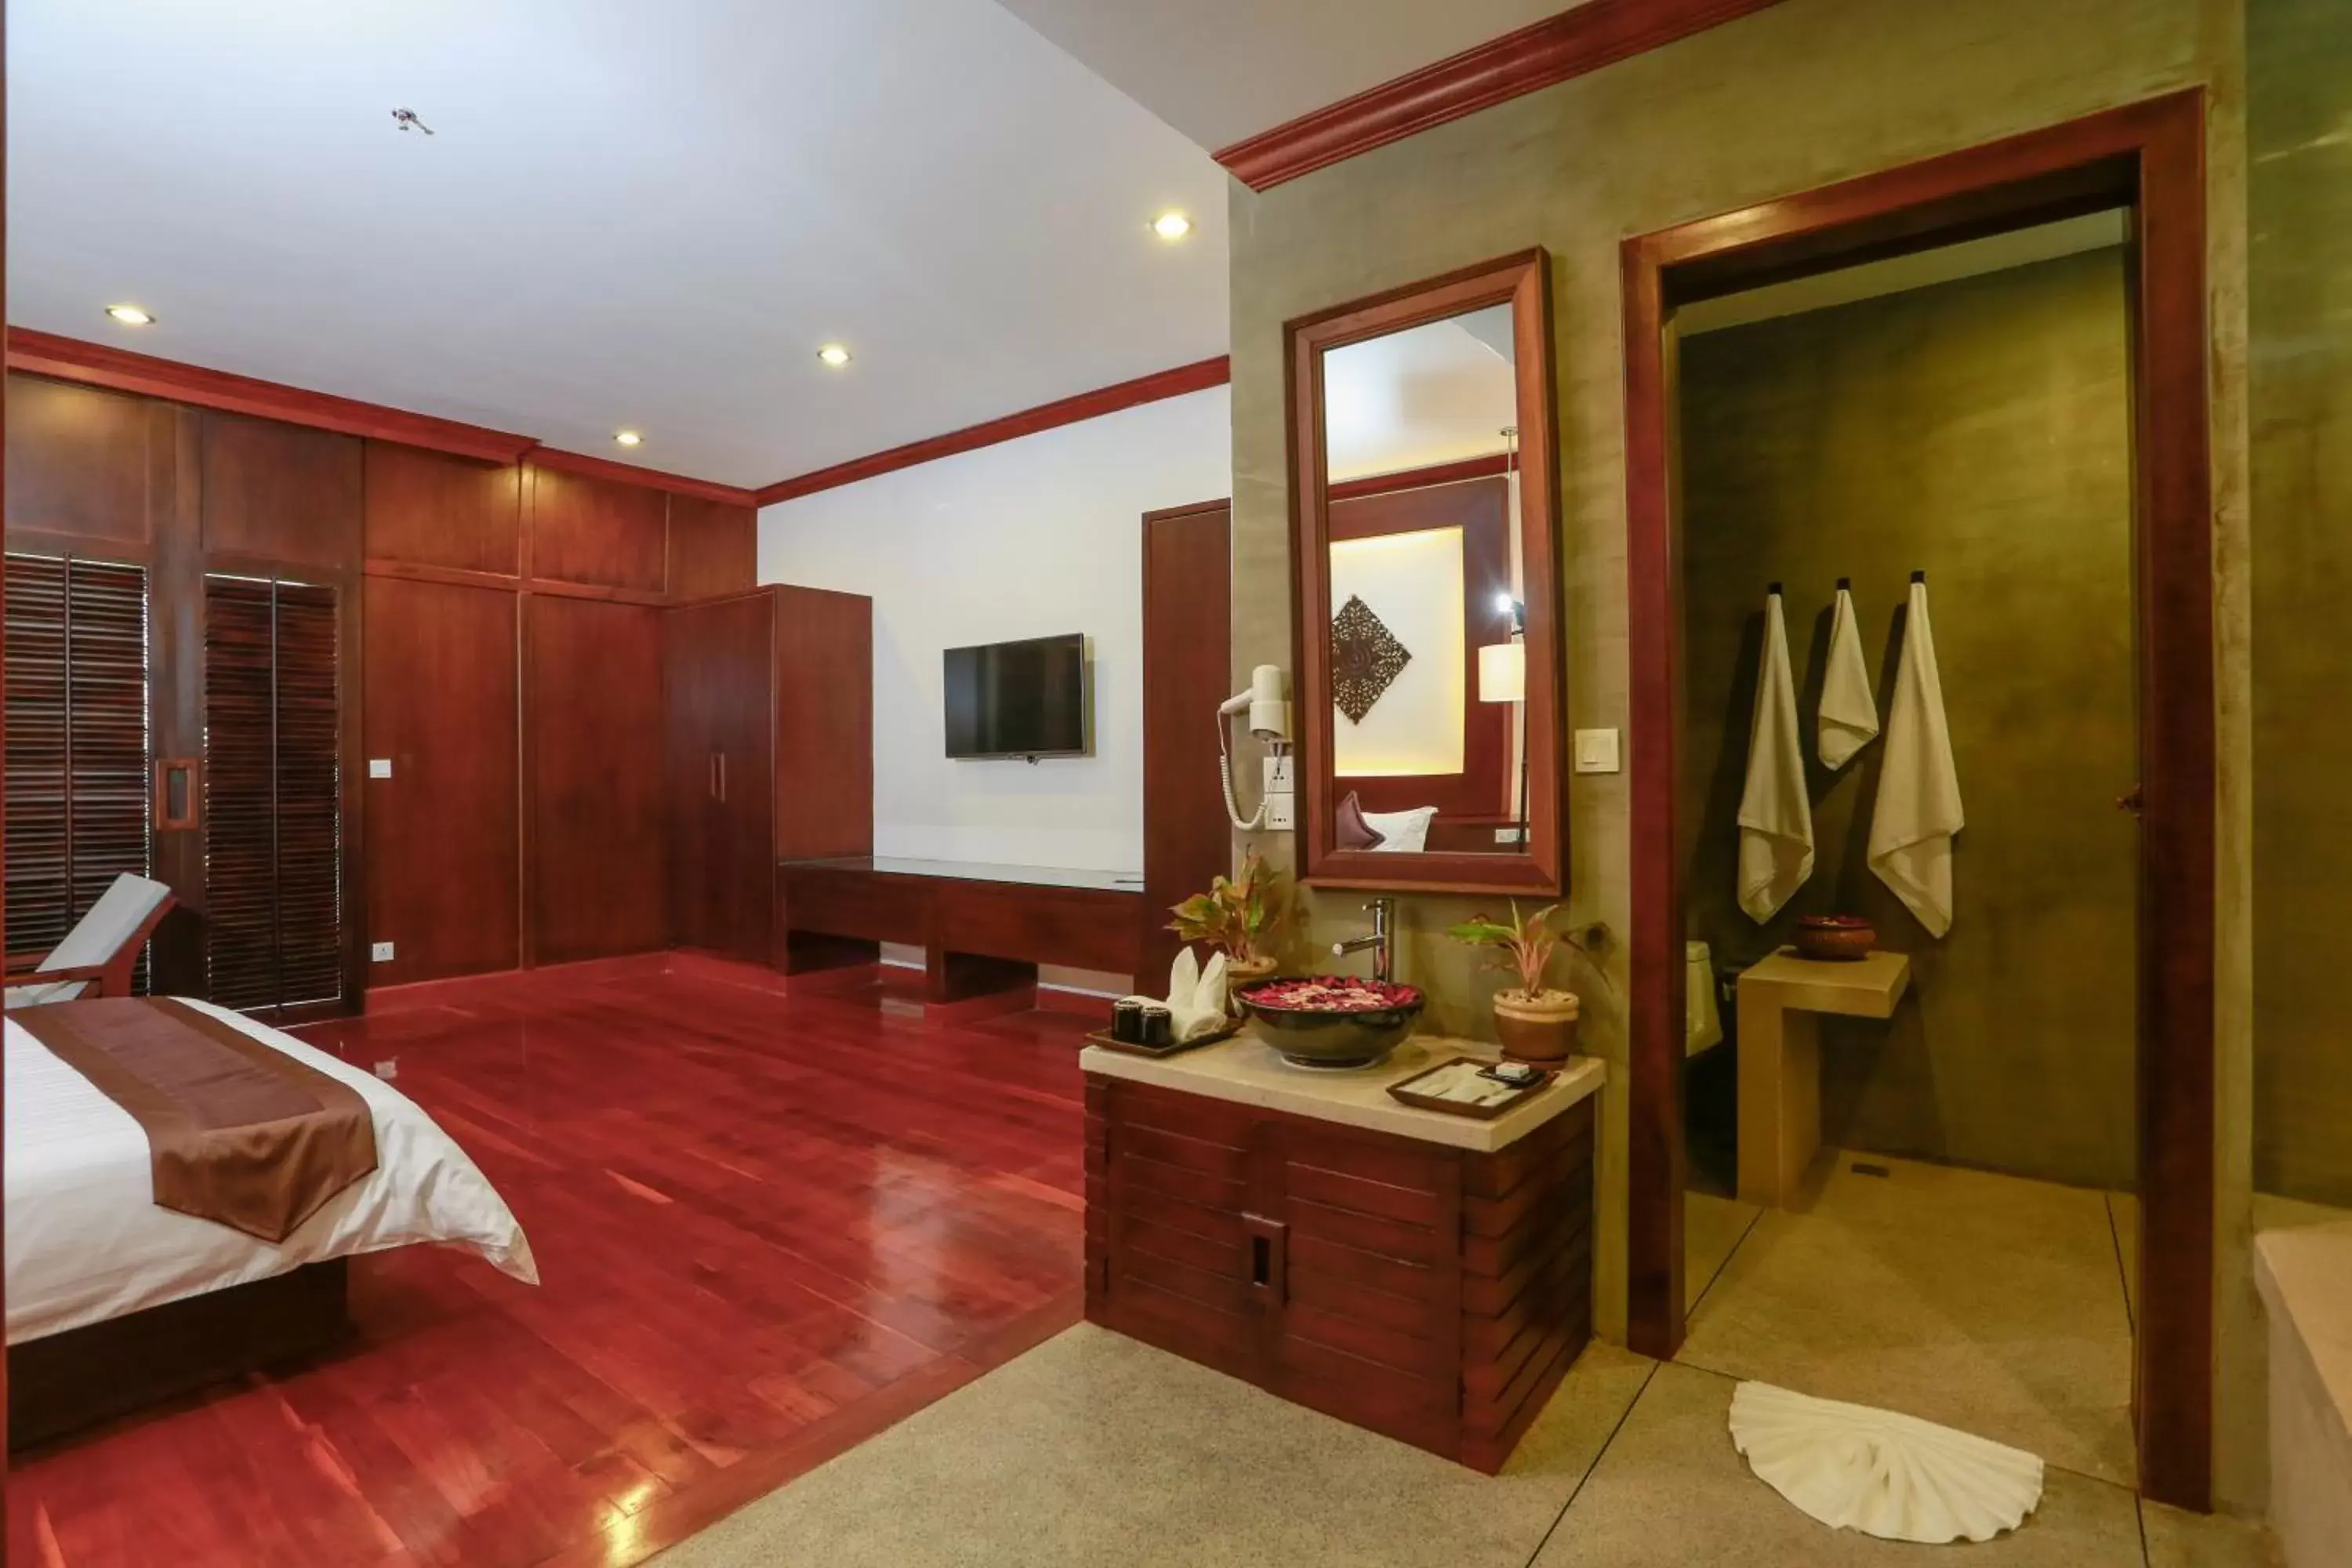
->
[[1817, 583, 1879, 770], [1737, 590, 1813, 923], [1868, 577, 1963, 936]]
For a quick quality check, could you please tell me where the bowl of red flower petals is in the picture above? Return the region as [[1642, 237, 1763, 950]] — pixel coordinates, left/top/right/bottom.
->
[[1233, 975, 1425, 1069]]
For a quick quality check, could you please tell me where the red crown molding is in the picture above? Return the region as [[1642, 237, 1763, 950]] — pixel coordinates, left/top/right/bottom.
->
[[1213, 0, 1791, 192], [526, 446, 759, 508], [5, 328, 535, 465], [755, 355, 1230, 507], [1327, 451, 1510, 503], [5, 328, 760, 505]]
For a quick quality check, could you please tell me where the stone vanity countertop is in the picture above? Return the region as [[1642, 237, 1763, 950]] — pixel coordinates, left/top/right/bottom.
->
[[1080, 1033, 1605, 1153]]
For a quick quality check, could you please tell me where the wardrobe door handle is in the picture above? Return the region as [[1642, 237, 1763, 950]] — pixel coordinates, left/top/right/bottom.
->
[[153, 758, 200, 831], [1242, 1212, 1287, 1305], [717, 752, 728, 804]]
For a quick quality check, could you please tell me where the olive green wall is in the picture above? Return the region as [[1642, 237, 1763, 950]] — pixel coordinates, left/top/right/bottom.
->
[[1677, 251, 2138, 1191], [1224, 0, 2256, 1504], [2249, 0, 2352, 1207]]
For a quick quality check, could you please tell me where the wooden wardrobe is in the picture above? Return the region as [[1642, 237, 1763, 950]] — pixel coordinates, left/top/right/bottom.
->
[[662, 585, 873, 964]]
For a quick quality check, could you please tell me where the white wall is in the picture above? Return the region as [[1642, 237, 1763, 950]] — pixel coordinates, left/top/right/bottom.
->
[[759, 384, 1232, 875]]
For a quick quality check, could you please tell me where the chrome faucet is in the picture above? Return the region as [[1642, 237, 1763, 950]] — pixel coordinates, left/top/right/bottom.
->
[[1330, 897, 1396, 984]]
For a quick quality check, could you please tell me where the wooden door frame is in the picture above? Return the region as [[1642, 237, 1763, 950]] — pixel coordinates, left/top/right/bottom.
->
[[1620, 89, 2216, 1508]]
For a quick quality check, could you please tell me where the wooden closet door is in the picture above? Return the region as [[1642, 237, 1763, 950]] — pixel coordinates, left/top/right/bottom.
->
[[711, 593, 776, 964], [664, 602, 724, 953]]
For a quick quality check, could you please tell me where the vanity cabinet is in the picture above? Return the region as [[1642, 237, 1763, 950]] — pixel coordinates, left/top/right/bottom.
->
[[1083, 1060, 1595, 1472]]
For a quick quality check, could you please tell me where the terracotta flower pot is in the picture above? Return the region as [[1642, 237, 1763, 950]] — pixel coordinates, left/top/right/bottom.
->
[[1493, 989, 1580, 1066]]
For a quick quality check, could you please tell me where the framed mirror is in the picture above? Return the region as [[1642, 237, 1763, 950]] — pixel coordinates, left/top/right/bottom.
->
[[1287, 249, 1563, 895]]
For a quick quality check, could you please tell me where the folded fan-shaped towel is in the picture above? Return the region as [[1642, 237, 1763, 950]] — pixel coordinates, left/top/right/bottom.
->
[[1729, 1381, 2044, 1544]]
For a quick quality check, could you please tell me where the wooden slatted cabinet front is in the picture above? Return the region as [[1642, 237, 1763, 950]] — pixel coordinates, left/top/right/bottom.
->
[[1083, 1076, 1594, 1472]]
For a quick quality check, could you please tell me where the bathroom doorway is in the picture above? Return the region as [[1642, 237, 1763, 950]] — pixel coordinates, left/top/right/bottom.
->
[[1621, 90, 2216, 1510]]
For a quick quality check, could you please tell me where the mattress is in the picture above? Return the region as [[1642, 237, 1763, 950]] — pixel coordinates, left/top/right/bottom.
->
[[5, 998, 537, 1345]]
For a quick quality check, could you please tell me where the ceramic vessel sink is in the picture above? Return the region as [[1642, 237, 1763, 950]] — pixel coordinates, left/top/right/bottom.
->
[[1234, 976, 1425, 1069]]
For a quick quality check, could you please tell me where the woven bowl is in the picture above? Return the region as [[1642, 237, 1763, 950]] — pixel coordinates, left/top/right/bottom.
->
[[1794, 915, 1877, 962]]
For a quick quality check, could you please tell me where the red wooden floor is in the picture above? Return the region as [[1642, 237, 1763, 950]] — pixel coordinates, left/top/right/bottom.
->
[[7, 960, 1091, 1568]]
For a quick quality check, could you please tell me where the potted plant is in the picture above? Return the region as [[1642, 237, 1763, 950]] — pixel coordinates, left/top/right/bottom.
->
[[1447, 904, 1610, 1066], [1167, 852, 1290, 991]]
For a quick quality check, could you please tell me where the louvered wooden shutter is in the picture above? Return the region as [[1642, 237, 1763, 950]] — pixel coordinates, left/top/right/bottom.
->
[[202, 576, 343, 1012], [3, 554, 152, 971]]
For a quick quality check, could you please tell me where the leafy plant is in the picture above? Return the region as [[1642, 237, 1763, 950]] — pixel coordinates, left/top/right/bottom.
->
[[1167, 852, 1290, 965], [1447, 903, 1613, 1000]]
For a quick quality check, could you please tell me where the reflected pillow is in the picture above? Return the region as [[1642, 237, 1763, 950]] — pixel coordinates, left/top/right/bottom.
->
[[1335, 791, 1386, 851], [1361, 804, 1438, 854]]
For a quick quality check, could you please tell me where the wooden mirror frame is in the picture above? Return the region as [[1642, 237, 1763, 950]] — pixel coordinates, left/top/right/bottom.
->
[[1287, 248, 1563, 895]]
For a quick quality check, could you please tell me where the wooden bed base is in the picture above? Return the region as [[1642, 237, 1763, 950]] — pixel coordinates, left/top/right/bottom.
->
[[7, 1259, 352, 1450]]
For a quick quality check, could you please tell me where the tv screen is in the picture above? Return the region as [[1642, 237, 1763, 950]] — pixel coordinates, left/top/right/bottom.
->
[[942, 633, 1091, 759]]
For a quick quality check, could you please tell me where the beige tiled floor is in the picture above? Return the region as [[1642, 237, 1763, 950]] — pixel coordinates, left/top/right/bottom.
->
[[659, 1155, 2293, 1566], [1678, 1151, 2138, 1485]]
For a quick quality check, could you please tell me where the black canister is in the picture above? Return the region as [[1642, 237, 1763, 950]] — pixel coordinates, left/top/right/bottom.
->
[[1112, 998, 1147, 1044], [1138, 1004, 1174, 1047]]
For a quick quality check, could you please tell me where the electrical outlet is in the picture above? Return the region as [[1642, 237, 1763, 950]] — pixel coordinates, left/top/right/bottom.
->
[[368, 757, 394, 779], [1264, 790, 1295, 831], [370, 941, 396, 962]]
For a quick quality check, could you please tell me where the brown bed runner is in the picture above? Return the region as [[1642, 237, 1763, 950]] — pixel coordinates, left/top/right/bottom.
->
[[10, 996, 378, 1243]]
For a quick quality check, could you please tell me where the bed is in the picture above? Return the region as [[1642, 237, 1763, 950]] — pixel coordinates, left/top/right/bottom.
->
[[5, 997, 536, 1445]]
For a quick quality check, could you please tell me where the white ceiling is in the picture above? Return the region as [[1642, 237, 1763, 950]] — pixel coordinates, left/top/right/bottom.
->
[[7, 0, 1238, 488], [993, 0, 1575, 151], [1323, 306, 1516, 482]]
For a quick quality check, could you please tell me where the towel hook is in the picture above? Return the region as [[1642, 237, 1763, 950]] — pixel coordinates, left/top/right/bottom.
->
[[1911, 569, 1927, 584], [1835, 577, 1852, 590], [1766, 580, 1783, 596]]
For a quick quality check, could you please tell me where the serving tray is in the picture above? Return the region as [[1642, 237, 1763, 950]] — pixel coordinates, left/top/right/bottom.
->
[[1084, 1022, 1243, 1059], [1386, 1055, 1552, 1120]]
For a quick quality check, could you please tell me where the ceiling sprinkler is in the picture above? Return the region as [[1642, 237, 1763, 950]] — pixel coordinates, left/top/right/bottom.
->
[[390, 108, 434, 136]]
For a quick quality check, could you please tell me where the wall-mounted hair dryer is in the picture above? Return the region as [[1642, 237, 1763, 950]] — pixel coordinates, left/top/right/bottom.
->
[[1220, 664, 1293, 832]]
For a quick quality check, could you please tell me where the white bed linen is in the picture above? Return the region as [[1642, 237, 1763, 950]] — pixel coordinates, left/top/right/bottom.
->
[[5, 999, 537, 1345]]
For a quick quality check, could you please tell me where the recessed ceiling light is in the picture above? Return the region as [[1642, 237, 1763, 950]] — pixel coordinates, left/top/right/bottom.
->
[[106, 304, 155, 326], [613, 430, 644, 448], [817, 343, 853, 368], [1151, 211, 1192, 241]]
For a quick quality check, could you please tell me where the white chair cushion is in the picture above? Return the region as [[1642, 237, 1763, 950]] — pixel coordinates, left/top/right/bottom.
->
[[41, 873, 170, 973]]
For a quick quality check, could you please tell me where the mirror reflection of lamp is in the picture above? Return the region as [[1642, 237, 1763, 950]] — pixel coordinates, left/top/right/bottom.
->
[[1480, 423, 1530, 848]]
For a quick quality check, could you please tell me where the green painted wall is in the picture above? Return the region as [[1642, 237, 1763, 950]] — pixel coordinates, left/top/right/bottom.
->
[[1677, 250, 2137, 1190], [2249, 0, 2352, 1207], [1223, 0, 2249, 1480]]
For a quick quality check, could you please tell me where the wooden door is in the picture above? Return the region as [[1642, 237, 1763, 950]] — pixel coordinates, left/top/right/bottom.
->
[[1140, 502, 1232, 992], [664, 601, 724, 953], [711, 592, 776, 964]]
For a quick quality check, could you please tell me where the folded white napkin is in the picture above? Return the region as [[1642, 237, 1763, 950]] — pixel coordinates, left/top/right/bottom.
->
[[1133, 949, 1229, 1041], [1818, 585, 1880, 771]]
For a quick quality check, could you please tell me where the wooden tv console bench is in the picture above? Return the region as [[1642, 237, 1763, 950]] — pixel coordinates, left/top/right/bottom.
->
[[1082, 1036, 1603, 1472], [776, 856, 1146, 1016]]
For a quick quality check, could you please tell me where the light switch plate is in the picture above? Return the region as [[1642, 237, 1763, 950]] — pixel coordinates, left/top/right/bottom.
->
[[1263, 755, 1294, 793], [373, 1060, 398, 1081], [370, 941, 396, 962], [368, 758, 394, 779], [1573, 728, 1621, 775]]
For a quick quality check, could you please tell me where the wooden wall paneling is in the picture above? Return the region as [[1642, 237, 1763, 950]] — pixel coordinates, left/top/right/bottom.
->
[[528, 595, 668, 963], [363, 442, 522, 575], [4, 376, 156, 554], [1619, 89, 2215, 1508], [526, 463, 667, 593], [198, 411, 364, 571], [145, 409, 207, 995], [363, 576, 521, 985], [1140, 501, 1232, 991], [771, 586, 873, 864], [666, 496, 758, 600]]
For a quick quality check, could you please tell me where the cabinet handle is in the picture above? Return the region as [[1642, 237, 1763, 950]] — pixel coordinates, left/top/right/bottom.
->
[[1242, 1212, 1287, 1305], [717, 751, 728, 804], [154, 758, 200, 831]]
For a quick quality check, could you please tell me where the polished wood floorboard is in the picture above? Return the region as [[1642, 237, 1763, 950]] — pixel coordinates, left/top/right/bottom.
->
[[7, 963, 1091, 1567]]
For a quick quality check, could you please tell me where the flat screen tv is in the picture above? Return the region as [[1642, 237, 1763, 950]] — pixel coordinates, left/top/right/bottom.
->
[[942, 633, 1092, 760]]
